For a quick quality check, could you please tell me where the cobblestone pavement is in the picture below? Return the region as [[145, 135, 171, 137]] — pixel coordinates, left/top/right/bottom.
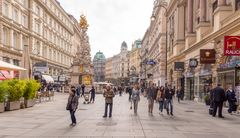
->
[[0, 93, 239, 138]]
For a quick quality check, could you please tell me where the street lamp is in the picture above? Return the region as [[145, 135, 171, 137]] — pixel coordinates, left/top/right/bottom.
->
[[150, 1, 168, 86]]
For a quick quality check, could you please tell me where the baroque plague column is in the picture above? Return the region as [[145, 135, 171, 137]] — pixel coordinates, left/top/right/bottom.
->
[[70, 15, 93, 87]]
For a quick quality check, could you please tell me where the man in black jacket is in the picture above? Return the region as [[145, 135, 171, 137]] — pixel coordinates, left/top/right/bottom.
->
[[212, 84, 226, 118], [165, 84, 175, 115]]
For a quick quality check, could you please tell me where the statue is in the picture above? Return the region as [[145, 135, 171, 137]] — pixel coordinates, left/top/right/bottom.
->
[[79, 15, 89, 30]]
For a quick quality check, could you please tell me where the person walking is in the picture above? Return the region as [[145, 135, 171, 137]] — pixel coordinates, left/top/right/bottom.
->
[[131, 83, 141, 114], [76, 85, 81, 97], [66, 86, 79, 126], [176, 87, 183, 103], [146, 81, 157, 114], [212, 84, 226, 118], [89, 86, 96, 103], [128, 85, 133, 101], [118, 86, 123, 96], [226, 85, 237, 114], [81, 84, 85, 97], [103, 85, 115, 118], [165, 84, 174, 116], [157, 86, 165, 114]]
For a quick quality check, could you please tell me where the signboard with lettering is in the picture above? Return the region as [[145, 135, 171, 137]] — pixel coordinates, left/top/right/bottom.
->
[[174, 62, 184, 71], [200, 49, 216, 64], [224, 36, 240, 56]]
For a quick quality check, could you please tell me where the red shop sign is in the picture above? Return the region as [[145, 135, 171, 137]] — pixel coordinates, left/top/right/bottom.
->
[[224, 36, 240, 56]]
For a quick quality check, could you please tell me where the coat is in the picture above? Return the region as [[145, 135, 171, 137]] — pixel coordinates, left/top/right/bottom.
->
[[103, 89, 115, 103], [165, 87, 174, 100], [213, 86, 226, 102], [226, 90, 237, 103], [156, 89, 165, 101], [147, 87, 157, 100], [66, 94, 79, 111], [132, 89, 140, 101]]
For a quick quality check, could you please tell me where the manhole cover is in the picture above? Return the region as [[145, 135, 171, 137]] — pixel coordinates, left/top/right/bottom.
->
[[78, 108, 87, 110], [185, 110, 194, 112], [97, 122, 117, 126]]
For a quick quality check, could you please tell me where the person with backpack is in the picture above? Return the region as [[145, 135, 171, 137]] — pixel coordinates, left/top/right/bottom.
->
[[131, 83, 141, 114], [226, 85, 237, 114], [66, 86, 79, 126]]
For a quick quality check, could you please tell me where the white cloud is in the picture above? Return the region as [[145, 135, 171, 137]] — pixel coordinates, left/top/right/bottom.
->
[[58, 0, 154, 58]]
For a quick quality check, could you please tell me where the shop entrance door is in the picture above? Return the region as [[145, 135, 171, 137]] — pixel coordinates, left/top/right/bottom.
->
[[187, 77, 194, 100], [189, 78, 194, 100]]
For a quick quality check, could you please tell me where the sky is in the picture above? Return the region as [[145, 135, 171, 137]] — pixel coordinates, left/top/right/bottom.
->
[[58, 0, 154, 58]]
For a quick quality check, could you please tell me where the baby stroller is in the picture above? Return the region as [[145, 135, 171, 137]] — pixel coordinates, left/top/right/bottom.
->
[[83, 92, 90, 104]]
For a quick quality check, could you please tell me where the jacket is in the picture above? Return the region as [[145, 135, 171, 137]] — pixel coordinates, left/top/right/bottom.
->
[[147, 87, 157, 100], [156, 89, 165, 101], [66, 94, 79, 111], [103, 89, 115, 103], [226, 90, 237, 103], [213, 87, 226, 102], [132, 89, 140, 101], [165, 87, 174, 100]]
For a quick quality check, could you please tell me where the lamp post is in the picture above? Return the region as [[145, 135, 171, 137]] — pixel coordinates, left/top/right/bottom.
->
[[150, 1, 168, 86]]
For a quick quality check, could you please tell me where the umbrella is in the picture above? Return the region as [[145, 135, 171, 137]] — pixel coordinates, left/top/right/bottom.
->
[[0, 60, 27, 71]]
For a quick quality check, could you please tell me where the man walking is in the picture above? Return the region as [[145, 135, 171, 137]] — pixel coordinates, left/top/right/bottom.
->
[[103, 85, 115, 118], [212, 84, 226, 118], [81, 84, 85, 97], [165, 84, 174, 115], [127, 85, 133, 101], [146, 81, 157, 114]]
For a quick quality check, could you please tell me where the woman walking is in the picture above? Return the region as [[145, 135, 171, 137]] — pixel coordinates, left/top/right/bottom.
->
[[66, 86, 79, 126], [226, 85, 237, 114], [131, 83, 141, 114], [157, 86, 165, 114]]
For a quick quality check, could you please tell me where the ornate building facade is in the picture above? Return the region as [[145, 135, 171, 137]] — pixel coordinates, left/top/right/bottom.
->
[[140, 0, 167, 87], [93, 51, 106, 82], [105, 41, 130, 86], [165, 0, 240, 101], [0, 0, 92, 84]]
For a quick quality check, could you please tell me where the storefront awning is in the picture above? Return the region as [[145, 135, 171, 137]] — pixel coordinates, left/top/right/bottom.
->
[[0, 60, 27, 71], [0, 70, 13, 80], [42, 75, 54, 83]]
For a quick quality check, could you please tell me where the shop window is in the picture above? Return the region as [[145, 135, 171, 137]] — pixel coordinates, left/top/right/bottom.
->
[[13, 59, 20, 66]]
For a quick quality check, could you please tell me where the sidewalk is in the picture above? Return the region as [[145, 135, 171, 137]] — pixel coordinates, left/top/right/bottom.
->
[[0, 93, 239, 138]]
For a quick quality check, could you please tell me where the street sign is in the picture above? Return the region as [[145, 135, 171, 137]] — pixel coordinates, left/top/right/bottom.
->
[[174, 62, 184, 71], [200, 49, 216, 64], [189, 59, 198, 68], [146, 59, 156, 65], [224, 36, 240, 56]]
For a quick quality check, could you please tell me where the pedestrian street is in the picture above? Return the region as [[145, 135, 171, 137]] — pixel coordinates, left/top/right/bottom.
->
[[0, 93, 239, 138]]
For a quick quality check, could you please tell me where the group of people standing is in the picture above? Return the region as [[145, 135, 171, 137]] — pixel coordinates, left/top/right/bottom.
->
[[210, 84, 238, 118]]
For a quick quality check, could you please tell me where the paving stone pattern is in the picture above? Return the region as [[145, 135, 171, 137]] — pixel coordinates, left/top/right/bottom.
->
[[0, 93, 239, 138]]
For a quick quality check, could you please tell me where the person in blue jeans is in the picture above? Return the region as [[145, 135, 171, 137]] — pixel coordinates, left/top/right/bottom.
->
[[66, 86, 79, 126], [164, 84, 174, 115], [131, 83, 141, 114], [157, 86, 165, 114]]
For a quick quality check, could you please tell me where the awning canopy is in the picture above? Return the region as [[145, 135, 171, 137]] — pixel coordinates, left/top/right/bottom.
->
[[42, 75, 54, 83], [0, 70, 13, 80], [0, 60, 27, 71]]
